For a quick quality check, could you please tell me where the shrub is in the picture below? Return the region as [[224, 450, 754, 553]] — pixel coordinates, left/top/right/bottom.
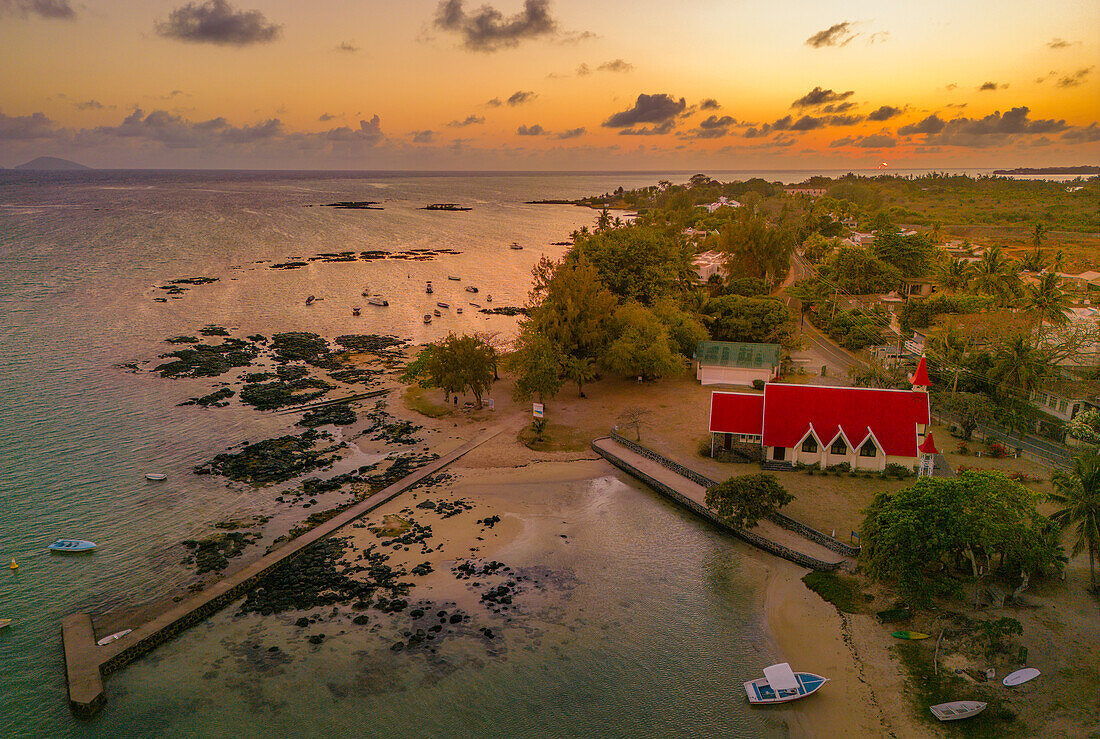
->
[[826, 462, 851, 473], [987, 442, 1007, 458], [957, 442, 969, 455], [884, 463, 912, 477], [752, 379, 765, 391]]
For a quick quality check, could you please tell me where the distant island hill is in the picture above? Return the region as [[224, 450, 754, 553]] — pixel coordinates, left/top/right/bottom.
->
[[11, 156, 92, 171], [992, 165, 1099, 175]]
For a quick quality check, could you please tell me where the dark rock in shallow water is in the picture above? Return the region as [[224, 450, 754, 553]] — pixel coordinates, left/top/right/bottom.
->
[[296, 617, 309, 628], [353, 615, 370, 625], [308, 634, 325, 644]]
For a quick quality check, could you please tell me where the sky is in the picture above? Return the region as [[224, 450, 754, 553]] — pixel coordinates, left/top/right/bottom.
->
[[1, 0, 1098, 169]]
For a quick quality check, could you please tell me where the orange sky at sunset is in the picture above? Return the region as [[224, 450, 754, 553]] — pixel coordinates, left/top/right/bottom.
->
[[1, 0, 1097, 169]]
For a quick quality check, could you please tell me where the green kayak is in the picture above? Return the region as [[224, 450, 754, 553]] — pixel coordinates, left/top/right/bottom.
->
[[892, 630, 930, 640]]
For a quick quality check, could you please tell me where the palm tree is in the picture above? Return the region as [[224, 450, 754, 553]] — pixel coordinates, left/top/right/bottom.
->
[[1024, 272, 1070, 339], [563, 355, 598, 398], [1050, 451, 1100, 590], [938, 258, 974, 292], [927, 325, 968, 392], [971, 246, 1022, 305], [1032, 222, 1048, 251], [990, 334, 1051, 397]]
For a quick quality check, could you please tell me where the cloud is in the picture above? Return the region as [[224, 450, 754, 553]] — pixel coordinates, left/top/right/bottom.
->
[[899, 107, 1069, 147], [485, 98, 502, 107], [603, 93, 686, 129], [945, 83, 958, 91], [507, 90, 537, 106], [618, 120, 675, 136], [1057, 67, 1092, 87], [791, 86, 854, 108], [820, 102, 857, 114], [446, 114, 485, 127], [681, 115, 741, 139], [335, 41, 359, 53], [829, 134, 894, 148], [867, 105, 903, 121], [699, 99, 721, 110], [156, 0, 282, 46], [0, 110, 56, 139], [75, 100, 105, 111], [1062, 123, 1100, 143], [517, 124, 547, 135], [318, 115, 384, 144], [866, 31, 889, 45], [1047, 38, 1071, 49], [805, 22, 856, 48], [318, 113, 337, 122], [556, 127, 585, 139], [432, 0, 564, 52], [0, 0, 75, 19], [977, 81, 1004, 91], [411, 130, 435, 143], [597, 58, 633, 73], [827, 114, 863, 126], [575, 63, 590, 76]]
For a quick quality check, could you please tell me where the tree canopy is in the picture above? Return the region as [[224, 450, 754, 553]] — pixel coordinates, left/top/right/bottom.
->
[[572, 225, 690, 305], [705, 473, 793, 529], [602, 303, 684, 380], [704, 294, 795, 347], [403, 333, 496, 408]]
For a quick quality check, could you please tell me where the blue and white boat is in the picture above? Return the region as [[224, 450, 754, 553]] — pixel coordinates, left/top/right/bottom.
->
[[48, 540, 97, 553], [744, 662, 828, 704]]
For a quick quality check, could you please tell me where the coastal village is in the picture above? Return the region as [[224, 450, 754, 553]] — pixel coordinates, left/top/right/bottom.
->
[[46, 173, 1100, 737]]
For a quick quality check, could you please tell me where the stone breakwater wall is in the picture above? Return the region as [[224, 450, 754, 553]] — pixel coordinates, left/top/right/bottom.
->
[[606, 431, 860, 559], [594, 439, 840, 572]]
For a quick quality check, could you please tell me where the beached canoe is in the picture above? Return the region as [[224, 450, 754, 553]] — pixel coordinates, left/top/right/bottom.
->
[[892, 631, 930, 640], [930, 701, 987, 721], [1003, 668, 1040, 686], [48, 539, 97, 553], [744, 663, 828, 704], [145, 473, 167, 481], [96, 629, 132, 646]]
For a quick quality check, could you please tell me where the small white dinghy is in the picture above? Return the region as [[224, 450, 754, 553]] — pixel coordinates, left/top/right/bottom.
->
[[930, 701, 987, 721], [744, 662, 828, 704], [1003, 668, 1040, 687], [145, 473, 167, 481], [97, 629, 132, 646]]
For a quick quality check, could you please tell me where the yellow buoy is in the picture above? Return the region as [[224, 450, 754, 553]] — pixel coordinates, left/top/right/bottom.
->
[[9, 559, 18, 570]]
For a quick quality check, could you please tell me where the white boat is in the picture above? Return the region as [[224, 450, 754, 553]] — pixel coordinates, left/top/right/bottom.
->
[[96, 629, 132, 646], [930, 701, 987, 721], [367, 297, 388, 307], [510, 242, 523, 250], [145, 473, 167, 481], [744, 663, 828, 704], [1003, 668, 1040, 686]]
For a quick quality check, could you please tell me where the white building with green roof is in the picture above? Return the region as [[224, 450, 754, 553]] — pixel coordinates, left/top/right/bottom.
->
[[693, 341, 782, 386]]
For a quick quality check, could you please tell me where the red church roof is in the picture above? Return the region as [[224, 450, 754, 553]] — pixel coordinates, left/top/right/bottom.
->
[[918, 432, 939, 455], [761, 384, 930, 457], [909, 356, 930, 387], [709, 392, 764, 435]]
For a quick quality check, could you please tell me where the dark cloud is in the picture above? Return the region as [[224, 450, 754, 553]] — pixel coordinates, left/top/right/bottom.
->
[[75, 100, 105, 111], [517, 124, 547, 135], [791, 87, 854, 108], [318, 113, 337, 122], [485, 98, 502, 107], [681, 115, 739, 139], [820, 102, 857, 114], [830, 134, 895, 148], [1047, 38, 1071, 49], [335, 41, 359, 53], [0, 0, 75, 19], [899, 107, 1069, 147], [575, 63, 590, 76], [977, 81, 1004, 91], [945, 83, 958, 91], [446, 115, 485, 127], [597, 58, 633, 73], [1057, 67, 1092, 87], [617, 120, 675, 136], [866, 31, 889, 44], [699, 115, 737, 130], [556, 127, 585, 139], [318, 115, 383, 144], [432, 0, 561, 52], [699, 99, 721, 110], [805, 22, 856, 48], [411, 130, 435, 143], [897, 114, 946, 135], [867, 105, 903, 121], [78, 108, 283, 148], [507, 90, 537, 106], [156, 0, 282, 46], [0, 110, 56, 139], [1062, 123, 1100, 143], [827, 114, 863, 126], [603, 93, 686, 129]]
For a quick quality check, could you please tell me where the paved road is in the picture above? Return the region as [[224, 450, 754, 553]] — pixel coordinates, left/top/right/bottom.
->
[[594, 438, 845, 565], [784, 253, 867, 378]]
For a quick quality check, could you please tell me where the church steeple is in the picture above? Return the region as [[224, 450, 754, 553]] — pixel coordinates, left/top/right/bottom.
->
[[910, 355, 930, 392]]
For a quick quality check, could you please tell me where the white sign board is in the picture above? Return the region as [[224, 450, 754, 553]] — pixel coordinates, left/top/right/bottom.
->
[[532, 402, 544, 419]]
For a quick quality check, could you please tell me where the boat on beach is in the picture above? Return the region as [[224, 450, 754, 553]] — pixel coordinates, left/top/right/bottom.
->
[[930, 701, 987, 721], [145, 473, 167, 481], [96, 629, 132, 646], [48, 540, 97, 553], [1003, 668, 1040, 686], [367, 297, 388, 307], [892, 631, 930, 640], [744, 663, 828, 704]]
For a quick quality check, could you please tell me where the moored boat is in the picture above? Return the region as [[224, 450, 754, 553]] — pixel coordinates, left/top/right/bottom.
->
[[305, 295, 315, 305], [96, 629, 132, 646], [367, 297, 388, 307], [930, 701, 987, 721], [892, 631, 930, 640], [510, 242, 523, 250], [433, 309, 441, 317], [48, 540, 97, 553], [423, 314, 432, 324], [145, 473, 167, 481], [352, 307, 361, 316], [437, 302, 449, 309], [486, 294, 493, 302], [456, 307, 463, 314], [426, 281, 433, 294], [447, 275, 461, 281], [466, 286, 478, 293], [744, 663, 828, 704]]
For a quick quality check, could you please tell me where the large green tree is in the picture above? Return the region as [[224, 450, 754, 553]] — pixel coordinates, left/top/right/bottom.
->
[[602, 303, 684, 380], [705, 473, 793, 529], [1050, 452, 1100, 590], [971, 246, 1023, 306], [872, 231, 936, 276], [1023, 271, 1070, 337], [704, 295, 795, 347], [530, 252, 617, 364], [507, 324, 564, 404], [652, 299, 709, 357], [714, 209, 796, 285], [861, 471, 1061, 603], [824, 246, 903, 294], [989, 335, 1052, 397], [572, 225, 690, 304]]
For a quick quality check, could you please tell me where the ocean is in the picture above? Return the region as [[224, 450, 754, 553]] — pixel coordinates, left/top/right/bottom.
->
[[0, 168, 994, 737]]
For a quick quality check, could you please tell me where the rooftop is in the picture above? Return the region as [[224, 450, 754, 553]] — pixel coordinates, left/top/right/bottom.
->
[[694, 341, 781, 369]]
